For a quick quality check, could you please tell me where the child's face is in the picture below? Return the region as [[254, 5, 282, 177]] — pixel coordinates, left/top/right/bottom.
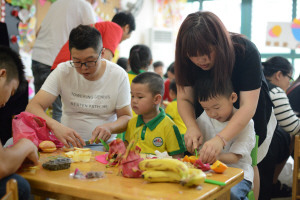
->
[[0, 75, 19, 108], [199, 93, 237, 122], [154, 66, 164, 78], [131, 83, 159, 115]]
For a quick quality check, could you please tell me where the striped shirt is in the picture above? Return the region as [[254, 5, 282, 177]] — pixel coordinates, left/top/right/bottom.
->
[[269, 86, 300, 135]]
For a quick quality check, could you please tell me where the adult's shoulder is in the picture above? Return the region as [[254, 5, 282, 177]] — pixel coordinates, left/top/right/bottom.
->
[[55, 61, 76, 75], [232, 35, 260, 57], [105, 59, 128, 76]]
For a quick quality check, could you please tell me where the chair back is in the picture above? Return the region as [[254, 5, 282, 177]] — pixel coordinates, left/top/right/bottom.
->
[[0, 179, 18, 200], [251, 135, 259, 167], [292, 135, 300, 199]]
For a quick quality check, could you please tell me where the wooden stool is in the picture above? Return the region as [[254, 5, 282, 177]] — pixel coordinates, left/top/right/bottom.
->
[[0, 179, 18, 200]]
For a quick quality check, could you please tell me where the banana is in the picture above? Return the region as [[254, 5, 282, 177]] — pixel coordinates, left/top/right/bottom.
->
[[180, 168, 206, 187], [142, 170, 181, 183], [139, 158, 189, 179]]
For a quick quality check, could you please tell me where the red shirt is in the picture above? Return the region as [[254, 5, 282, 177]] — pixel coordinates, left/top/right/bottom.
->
[[51, 21, 123, 70], [163, 79, 172, 102]]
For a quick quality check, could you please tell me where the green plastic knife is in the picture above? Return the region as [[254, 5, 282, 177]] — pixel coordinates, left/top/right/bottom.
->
[[99, 138, 109, 151]]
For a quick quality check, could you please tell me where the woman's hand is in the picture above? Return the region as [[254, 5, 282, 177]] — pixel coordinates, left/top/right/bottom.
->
[[52, 124, 85, 148], [90, 125, 112, 143], [184, 126, 203, 153], [199, 136, 224, 164]]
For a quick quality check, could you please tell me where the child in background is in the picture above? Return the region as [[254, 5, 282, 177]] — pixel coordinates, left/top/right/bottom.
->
[[117, 57, 129, 72], [127, 44, 152, 85], [195, 77, 255, 200], [165, 80, 187, 135], [125, 72, 185, 158], [163, 62, 175, 103], [153, 61, 164, 78]]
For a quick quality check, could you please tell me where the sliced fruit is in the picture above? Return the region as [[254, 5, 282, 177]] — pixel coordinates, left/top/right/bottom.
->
[[211, 160, 228, 173]]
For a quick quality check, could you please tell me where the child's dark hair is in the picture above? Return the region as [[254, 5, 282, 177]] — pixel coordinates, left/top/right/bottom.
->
[[164, 62, 175, 78], [262, 56, 294, 78], [129, 44, 152, 74], [117, 57, 128, 71], [153, 61, 164, 69], [112, 11, 136, 33], [132, 72, 164, 96], [0, 45, 25, 87], [195, 76, 233, 102], [169, 79, 177, 95], [69, 25, 103, 53]]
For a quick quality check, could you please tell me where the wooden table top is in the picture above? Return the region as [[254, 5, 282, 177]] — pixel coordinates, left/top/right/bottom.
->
[[18, 150, 244, 200]]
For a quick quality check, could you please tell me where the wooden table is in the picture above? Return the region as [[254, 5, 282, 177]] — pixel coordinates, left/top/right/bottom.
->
[[18, 150, 243, 200]]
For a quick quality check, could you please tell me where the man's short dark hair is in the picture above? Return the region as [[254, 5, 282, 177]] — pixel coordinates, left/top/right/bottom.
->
[[69, 25, 103, 53], [153, 61, 164, 69], [132, 72, 164, 96], [195, 76, 234, 102], [0, 45, 25, 86], [112, 12, 136, 33]]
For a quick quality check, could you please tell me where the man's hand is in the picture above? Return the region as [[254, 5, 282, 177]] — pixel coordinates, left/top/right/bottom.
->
[[90, 125, 112, 143], [52, 124, 85, 148]]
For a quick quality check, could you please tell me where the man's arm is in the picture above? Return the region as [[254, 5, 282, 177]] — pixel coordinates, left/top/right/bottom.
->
[[0, 139, 38, 179], [90, 105, 132, 142], [26, 90, 85, 147]]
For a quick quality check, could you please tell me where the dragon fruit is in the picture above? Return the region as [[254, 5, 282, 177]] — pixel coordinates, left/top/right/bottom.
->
[[194, 158, 211, 171], [106, 138, 126, 167], [119, 141, 144, 178]]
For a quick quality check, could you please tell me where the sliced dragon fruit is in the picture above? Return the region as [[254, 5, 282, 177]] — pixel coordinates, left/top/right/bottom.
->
[[120, 141, 144, 178], [194, 158, 211, 171]]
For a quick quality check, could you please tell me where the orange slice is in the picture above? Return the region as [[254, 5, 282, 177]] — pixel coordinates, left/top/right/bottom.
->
[[211, 160, 228, 173]]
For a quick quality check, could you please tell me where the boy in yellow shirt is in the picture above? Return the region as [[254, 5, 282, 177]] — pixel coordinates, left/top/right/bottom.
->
[[125, 72, 185, 158], [165, 80, 187, 135]]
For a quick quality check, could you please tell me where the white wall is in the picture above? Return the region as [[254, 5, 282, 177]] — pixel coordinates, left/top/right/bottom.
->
[[118, 0, 154, 59]]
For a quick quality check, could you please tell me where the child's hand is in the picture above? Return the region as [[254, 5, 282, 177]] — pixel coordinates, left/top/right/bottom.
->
[[199, 136, 223, 164]]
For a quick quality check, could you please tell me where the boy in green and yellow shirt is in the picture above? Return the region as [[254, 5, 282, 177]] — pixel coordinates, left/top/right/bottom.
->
[[165, 80, 187, 135], [125, 72, 185, 158]]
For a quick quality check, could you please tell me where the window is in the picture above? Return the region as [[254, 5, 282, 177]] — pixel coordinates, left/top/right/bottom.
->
[[202, 0, 241, 33], [252, 0, 292, 54]]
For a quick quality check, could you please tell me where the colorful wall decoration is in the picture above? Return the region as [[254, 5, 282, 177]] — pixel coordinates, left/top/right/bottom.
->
[[266, 19, 300, 49]]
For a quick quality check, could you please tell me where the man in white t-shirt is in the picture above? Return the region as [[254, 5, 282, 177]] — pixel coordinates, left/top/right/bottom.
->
[[26, 25, 132, 149]]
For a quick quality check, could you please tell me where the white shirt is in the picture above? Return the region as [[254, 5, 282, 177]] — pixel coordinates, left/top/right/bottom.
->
[[41, 60, 131, 142], [196, 112, 255, 183], [32, 0, 96, 66]]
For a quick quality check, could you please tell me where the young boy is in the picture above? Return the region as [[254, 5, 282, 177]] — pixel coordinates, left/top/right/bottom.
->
[[195, 77, 255, 200], [153, 61, 164, 78], [165, 79, 187, 135], [125, 72, 185, 158], [0, 46, 39, 200]]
